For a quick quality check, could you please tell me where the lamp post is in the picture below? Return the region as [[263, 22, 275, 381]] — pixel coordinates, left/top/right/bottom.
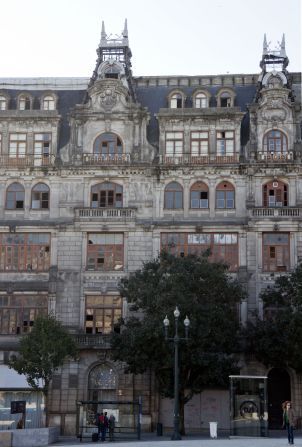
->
[[163, 306, 190, 441]]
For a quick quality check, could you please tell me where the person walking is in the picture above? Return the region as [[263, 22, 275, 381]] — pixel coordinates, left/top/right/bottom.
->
[[108, 414, 116, 442], [282, 400, 296, 445]]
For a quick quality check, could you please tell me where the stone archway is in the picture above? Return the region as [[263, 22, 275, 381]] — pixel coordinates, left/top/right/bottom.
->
[[268, 368, 291, 429]]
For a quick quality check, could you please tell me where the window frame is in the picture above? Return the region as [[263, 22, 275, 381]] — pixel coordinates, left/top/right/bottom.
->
[[31, 183, 50, 210], [93, 133, 123, 156], [263, 180, 288, 207], [91, 182, 123, 208], [164, 182, 183, 210], [190, 131, 209, 156], [85, 295, 122, 334], [216, 131, 235, 156], [9, 133, 27, 158], [169, 92, 184, 109], [34, 133, 51, 158], [262, 232, 290, 272], [193, 91, 209, 108], [190, 181, 209, 209], [6, 182, 25, 210], [216, 181, 235, 209], [165, 131, 184, 157], [86, 233, 124, 271], [0, 94, 8, 111], [42, 95, 55, 111], [18, 94, 32, 111], [263, 130, 288, 154]]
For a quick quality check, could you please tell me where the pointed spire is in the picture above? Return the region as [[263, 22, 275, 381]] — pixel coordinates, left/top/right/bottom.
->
[[280, 33, 286, 57], [263, 33, 268, 55], [100, 21, 107, 46], [122, 18, 129, 45]]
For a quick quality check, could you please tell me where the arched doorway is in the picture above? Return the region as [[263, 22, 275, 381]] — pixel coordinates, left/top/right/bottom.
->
[[88, 363, 117, 402], [268, 368, 291, 429]]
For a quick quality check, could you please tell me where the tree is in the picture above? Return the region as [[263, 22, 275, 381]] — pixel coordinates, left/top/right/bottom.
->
[[110, 252, 245, 434], [9, 314, 78, 427], [244, 263, 302, 372]]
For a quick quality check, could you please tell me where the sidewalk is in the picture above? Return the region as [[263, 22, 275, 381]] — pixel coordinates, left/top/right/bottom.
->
[[54, 434, 301, 447]]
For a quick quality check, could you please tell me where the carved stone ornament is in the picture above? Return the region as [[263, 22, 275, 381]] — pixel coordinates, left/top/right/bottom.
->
[[100, 87, 117, 110]]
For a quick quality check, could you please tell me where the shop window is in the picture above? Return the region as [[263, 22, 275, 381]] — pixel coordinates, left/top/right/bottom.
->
[[164, 182, 183, 209], [190, 131, 209, 156], [165, 132, 183, 156], [0, 294, 48, 334], [262, 233, 290, 272], [161, 232, 238, 271], [6, 183, 25, 209], [216, 131, 234, 156], [42, 95, 55, 110], [31, 183, 49, 209], [85, 295, 122, 334], [190, 181, 209, 208], [170, 92, 183, 109], [87, 233, 124, 271], [0, 233, 50, 271], [263, 180, 288, 207], [263, 130, 288, 154], [216, 181, 235, 209], [9, 133, 27, 158], [91, 182, 123, 208], [93, 133, 123, 156]]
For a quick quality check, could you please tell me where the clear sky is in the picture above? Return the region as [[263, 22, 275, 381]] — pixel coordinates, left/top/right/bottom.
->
[[1, 0, 301, 78]]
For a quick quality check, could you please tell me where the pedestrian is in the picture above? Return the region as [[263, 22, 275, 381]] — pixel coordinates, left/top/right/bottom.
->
[[98, 411, 105, 441], [108, 414, 116, 441], [103, 411, 109, 441], [282, 400, 296, 445]]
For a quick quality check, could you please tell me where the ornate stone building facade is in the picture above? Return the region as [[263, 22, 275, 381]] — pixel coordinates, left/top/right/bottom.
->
[[0, 22, 301, 434]]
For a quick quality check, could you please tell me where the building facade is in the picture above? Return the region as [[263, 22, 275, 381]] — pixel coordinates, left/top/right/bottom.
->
[[0, 22, 301, 434]]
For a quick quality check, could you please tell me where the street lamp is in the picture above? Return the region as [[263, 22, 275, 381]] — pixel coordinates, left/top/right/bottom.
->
[[163, 306, 190, 441]]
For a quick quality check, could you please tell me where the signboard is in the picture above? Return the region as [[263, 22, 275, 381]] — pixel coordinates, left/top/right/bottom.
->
[[11, 400, 26, 414]]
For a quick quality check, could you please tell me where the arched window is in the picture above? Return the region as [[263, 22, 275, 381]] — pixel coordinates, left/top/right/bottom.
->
[[190, 182, 209, 208], [6, 183, 25, 209], [31, 183, 50, 209], [164, 182, 183, 209], [216, 181, 235, 209], [18, 94, 31, 110], [263, 130, 288, 154], [263, 180, 288, 207], [220, 92, 232, 107], [91, 182, 123, 208], [42, 95, 55, 110], [93, 133, 123, 156], [194, 92, 208, 108], [0, 95, 8, 110], [217, 89, 235, 108], [170, 92, 184, 109], [88, 363, 118, 402]]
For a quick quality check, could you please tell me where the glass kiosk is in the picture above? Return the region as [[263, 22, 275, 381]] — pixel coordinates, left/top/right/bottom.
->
[[230, 375, 268, 437]]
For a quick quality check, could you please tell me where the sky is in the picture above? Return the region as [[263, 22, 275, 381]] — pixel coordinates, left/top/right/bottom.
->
[[0, 0, 301, 78]]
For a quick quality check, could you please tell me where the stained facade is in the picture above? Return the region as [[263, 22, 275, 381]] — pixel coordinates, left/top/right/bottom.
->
[[0, 22, 301, 434]]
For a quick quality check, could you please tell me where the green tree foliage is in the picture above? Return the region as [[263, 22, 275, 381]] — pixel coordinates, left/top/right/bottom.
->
[[9, 314, 78, 426], [244, 264, 302, 372], [111, 252, 245, 433]]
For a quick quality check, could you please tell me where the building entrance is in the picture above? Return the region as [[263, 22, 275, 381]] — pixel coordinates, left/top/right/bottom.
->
[[268, 368, 291, 429]]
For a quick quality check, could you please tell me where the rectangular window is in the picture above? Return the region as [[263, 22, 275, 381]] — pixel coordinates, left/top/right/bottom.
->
[[165, 132, 183, 156], [0, 233, 50, 272], [190, 132, 209, 156], [9, 133, 27, 158], [87, 233, 124, 271], [34, 133, 51, 157], [216, 131, 234, 156], [263, 233, 290, 272], [85, 295, 122, 334], [161, 232, 238, 271], [0, 294, 48, 334]]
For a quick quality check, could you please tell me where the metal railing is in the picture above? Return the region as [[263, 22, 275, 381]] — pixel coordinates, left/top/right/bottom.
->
[[160, 154, 239, 165], [0, 155, 53, 167], [251, 207, 301, 217], [73, 333, 111, 348], [75, 207, 136, 219], [82, 153, 131, 165]]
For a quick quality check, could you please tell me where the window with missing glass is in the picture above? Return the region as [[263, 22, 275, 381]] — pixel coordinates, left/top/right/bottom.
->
[[262, 233, 290, 272], [216, 131, 234, 156], [34, 133, 51, 158], [85, 295, 122, 334], [263, 180, 288, 207], [0, 95, 7, 110], [18, 95, 31, 110], [170, 92, 184, 109], [161, 232, 238, 271], [91, 182, 123, 208], [0, 233, 50, 271], [0, 293, 48, 334], [87, 233, 124, 271], [6, 183, 25, 209], [190, 181, 209, 208], [31, 183, 49, 209], [164, 182, 183, 209], [93, 133, 123, 156]]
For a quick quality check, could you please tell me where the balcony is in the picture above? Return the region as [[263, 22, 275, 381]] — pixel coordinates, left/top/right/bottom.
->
[[82, 153, 131, 165], [73, 333, 111, 349], [250, 207, 302, 218], [160, 154, 239, 165], [257, 152, 293, 162], [75, 207, 136, 220], [0, 155, 54, 168]]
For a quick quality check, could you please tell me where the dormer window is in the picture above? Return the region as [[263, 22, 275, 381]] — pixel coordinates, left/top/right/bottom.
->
[[0, 95, 8, 110], [42, 95, 55, 110], [18, 94, 31, 110], [220, 92, 232, 107], [193, 91, 209, 108], [216, 89, 235, 108], [170, 92, 184, 109]]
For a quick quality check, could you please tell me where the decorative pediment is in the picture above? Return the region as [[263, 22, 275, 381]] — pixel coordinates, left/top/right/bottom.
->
[[88, 79, 130, 112]]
